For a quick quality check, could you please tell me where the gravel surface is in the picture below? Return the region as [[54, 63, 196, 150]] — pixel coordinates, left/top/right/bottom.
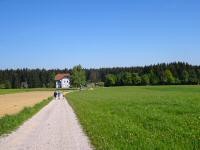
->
[[0, 98, 93, 150]]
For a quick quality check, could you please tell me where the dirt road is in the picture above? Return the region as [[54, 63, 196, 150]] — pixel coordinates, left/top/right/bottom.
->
[[0, 98, 93, 150]]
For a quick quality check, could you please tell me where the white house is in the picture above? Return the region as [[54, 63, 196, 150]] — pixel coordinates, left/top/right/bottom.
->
[[55, 73, 70, 88]]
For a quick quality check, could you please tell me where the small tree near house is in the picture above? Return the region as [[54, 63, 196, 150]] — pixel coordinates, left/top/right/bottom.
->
[[71, 65, 86, 88]]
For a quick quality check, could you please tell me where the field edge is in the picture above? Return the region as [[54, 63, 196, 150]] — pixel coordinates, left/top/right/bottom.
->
[[0, 97, 53, 136]]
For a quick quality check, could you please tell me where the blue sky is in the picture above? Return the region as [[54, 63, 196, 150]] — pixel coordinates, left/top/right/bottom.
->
[[0, 0, 200, 69]]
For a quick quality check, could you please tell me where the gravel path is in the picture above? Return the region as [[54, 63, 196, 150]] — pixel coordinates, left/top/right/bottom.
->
[[0, 98, 93, 150]]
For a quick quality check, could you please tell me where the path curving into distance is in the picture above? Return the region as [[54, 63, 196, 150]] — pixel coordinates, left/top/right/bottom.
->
[[0, 98, 93, 150]]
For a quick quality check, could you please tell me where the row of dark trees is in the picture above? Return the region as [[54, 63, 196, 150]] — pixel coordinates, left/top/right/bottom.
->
[[0, 69, 69, 88], [0, 62, 199, 88], [86, 62, 200, 86]]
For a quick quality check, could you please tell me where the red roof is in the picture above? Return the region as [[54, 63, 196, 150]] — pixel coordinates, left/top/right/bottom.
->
[[55, 73, 70, 80]]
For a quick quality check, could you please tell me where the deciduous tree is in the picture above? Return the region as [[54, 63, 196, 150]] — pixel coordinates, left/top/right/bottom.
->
[[71, 65, 86, 87], [105, 74, 116, 86]]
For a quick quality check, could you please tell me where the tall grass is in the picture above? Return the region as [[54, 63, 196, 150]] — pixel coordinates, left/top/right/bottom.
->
[[0, 97, 52, 136], [67, 86, 200, 150]]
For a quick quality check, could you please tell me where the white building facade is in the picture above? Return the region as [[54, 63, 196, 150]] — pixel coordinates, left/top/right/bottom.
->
[[55, 73, 70, 88]]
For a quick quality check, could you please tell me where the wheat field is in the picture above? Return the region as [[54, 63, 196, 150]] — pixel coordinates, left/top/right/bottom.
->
[[0, 91, 53, 117]]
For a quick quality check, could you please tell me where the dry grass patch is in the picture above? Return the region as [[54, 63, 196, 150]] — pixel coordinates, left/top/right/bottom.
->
[[0, 91, 52, 117]]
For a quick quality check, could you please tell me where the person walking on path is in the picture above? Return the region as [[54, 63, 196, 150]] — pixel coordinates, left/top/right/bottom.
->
[[54, 91, 57, 99], [60, 92, 64, 100], [57, 91, 61, 100]]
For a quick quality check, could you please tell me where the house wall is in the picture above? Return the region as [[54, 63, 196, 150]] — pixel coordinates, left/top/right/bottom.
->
[[56, 81, 61, 88], [61, 78, 70, 88], [56, 77, 70, 88]]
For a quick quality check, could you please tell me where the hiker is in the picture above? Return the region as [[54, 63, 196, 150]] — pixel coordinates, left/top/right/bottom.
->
[[54, 91, 57, 99], [60, 92, 64, 100], [57, 91, 61, 100]]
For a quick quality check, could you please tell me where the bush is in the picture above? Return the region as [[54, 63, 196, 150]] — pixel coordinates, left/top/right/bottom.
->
[[105, 74, 117, 86], [164, 70, 175, 84], [141, 74, 150, 85], [132, 73, 141, 85], [122, 72, 132, 85]]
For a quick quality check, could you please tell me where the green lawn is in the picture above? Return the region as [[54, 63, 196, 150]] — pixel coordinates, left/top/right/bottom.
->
[[0, 88, 55, 95], [67, 86, 200, 150]]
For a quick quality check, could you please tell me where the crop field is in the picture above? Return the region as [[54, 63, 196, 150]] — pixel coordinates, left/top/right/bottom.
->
[[67, 86, 200, 150], [0, 91, 53, 117], [0, 88, 55, 95]]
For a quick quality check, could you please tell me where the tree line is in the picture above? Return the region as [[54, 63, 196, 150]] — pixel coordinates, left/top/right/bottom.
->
[[86, 62, 200, 86], [0, 62, 199, 89], [0, 69, 69, 88]]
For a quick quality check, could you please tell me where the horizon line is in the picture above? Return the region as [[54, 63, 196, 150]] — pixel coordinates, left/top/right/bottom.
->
[[0, 61, 199, 70]]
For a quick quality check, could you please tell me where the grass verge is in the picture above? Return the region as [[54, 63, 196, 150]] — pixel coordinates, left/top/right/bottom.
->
[[0, 97, 52, 136]]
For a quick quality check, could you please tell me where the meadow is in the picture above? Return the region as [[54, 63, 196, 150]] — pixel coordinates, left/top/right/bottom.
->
[[67, 86, 200, 150]]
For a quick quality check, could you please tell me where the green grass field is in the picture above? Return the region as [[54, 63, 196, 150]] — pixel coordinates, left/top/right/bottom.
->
[[67, 86, 200, 150], [0, 88, 55, 95]]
